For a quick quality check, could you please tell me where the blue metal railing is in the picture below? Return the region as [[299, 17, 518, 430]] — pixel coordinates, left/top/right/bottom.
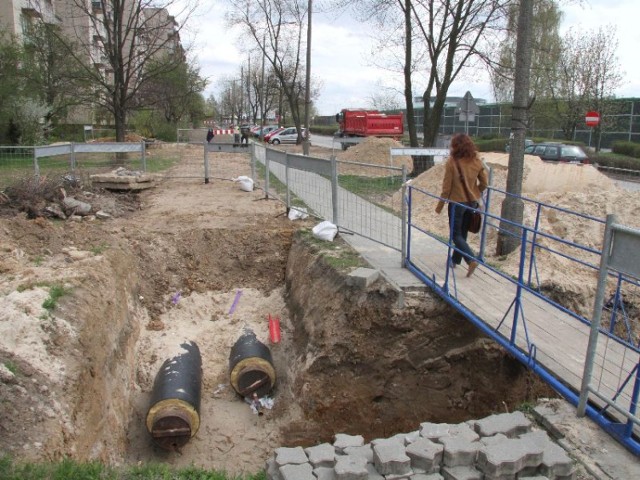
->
[[405, 183, 640, 455]]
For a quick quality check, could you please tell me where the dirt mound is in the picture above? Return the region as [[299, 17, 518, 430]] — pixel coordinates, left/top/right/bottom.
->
[[402, 152, 640, 326], [340, 137, 412, 170]]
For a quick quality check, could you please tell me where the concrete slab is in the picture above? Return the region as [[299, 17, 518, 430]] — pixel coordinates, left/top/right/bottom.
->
[[274, 446, 308, 466], [346, 267, 380, 288], [334, 433, 365, 453], [279, 462, 314, 480], [334, 454, 368, 480], [343, 444, 373, 463], [305, 442, 336, 468], [474, 411, 532, 438], [372, 440, 412, 475], [532, 399, 640, 480]]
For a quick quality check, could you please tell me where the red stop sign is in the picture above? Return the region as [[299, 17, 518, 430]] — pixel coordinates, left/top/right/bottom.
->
[[585, 111, 600, 127]]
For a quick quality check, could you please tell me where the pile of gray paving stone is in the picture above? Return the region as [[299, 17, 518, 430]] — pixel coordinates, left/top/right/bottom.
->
[[265, 411, 576, 480]]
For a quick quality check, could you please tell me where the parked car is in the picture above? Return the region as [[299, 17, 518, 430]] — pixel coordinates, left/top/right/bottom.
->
[[253, 125, 279, 138], [505, 138, 534, 153], [263, 127, 285, 143], [524, 143, 590, 164], [269, 127, 308, 145]]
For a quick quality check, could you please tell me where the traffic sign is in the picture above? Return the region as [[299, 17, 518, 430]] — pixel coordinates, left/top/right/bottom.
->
[[585, 111, 600, 127]]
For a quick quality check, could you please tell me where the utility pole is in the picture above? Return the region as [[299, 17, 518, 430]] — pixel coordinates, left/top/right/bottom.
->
[[259, 0, 267, 142], [303, 0, 312, 155]]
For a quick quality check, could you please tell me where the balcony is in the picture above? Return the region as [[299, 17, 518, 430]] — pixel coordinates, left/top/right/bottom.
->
[[22, 7, 42, 19]]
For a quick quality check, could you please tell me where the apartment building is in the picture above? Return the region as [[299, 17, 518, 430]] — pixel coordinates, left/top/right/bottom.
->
[[0, 0, 59, 41], [1, 1, 185, 127]]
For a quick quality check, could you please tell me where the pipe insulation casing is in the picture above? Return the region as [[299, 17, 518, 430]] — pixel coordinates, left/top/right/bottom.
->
[[146, 341, 202, 451], [229, 329, 276, 398]]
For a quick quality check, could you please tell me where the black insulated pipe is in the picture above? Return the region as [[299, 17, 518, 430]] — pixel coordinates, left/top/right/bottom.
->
[[229, 329, 276, 398], [146, 341, 202, 451]]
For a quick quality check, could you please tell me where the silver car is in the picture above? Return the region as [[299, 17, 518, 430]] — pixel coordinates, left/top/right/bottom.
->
[[269, 127, 308, 144]]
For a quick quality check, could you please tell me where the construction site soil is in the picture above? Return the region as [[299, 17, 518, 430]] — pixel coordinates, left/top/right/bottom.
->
[[0, 140, 633, 476]]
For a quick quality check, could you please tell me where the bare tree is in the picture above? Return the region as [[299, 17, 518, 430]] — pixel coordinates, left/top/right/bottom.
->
[[227, 0, 309, 143], [549, 26, 623, 148], [52, 0, 199, 141], [411, 0, 507, 175]]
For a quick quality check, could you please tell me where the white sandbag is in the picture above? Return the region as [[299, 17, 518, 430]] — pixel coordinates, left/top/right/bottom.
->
[[233, 176, 254, 192], [288, 207, 309, 220], [312, 220, 338, 241]]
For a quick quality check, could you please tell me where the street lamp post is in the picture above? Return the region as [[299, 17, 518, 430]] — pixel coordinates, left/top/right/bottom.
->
[[303, 0, 312, 155]]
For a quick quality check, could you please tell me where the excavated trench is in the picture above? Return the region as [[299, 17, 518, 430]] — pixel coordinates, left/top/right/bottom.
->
[[119, 223, 554, 470], [0, 214, 555, 473]]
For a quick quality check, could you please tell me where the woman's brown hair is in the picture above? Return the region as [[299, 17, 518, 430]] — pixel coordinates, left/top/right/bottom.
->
[[450, 133, 477, 160]]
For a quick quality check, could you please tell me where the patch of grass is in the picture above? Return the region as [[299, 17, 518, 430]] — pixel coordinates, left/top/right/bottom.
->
[[145, 156, 178, 173], [0, 456, 266, 480], [90, 243, 109, 255], [17, 281, 54, 293], [3, 361, 18, 375], [299, 229, 368, 272], [254, 163, 310, 211], [516, 401, 536, 415], [42, 284, 70, 311], [338, 174, 403, 197], [32, 255, 45, 266]]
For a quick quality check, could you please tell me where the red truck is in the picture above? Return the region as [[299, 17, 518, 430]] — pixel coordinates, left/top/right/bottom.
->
[[335, 109, 404, 150]]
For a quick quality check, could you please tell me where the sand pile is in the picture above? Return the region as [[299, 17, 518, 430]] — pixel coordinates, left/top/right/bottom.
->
[[338, 137, 412, 176], [402, 152, 640, 322]]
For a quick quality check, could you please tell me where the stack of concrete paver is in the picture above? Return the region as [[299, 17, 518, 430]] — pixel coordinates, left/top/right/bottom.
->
[[265, 411, 576, 480]]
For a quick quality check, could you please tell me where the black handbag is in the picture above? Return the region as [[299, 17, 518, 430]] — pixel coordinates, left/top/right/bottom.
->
[[453, 158, 482, 234]]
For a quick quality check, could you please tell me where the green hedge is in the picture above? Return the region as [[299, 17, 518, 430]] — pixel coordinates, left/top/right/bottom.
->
[[592, 152, 640, 170], [611, 141, 640, 159], [474, 138, 507, 152], [310, 125, 337, 136]]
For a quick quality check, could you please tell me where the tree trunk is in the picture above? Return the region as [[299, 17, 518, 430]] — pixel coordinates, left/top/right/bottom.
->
[[413, 89, 447, 176], [403, 0, 417, 148], [497, 0, 534, 256]]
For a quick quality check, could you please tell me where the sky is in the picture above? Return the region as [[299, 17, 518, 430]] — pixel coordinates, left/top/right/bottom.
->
[[174, 0, 640, 117]]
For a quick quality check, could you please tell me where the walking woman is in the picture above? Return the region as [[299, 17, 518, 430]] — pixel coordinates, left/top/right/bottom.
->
[[435, 133, 488, 277]]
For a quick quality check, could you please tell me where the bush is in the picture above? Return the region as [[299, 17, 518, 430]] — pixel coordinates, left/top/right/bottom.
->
[[310, 125, 337, 136], [591, 152, 640, 170], [611, 141, 640, 159], [474, 138, 507, 152]]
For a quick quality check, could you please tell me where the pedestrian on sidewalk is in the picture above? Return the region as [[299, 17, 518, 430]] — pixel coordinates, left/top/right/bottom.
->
[[435, 133, 488, 277]]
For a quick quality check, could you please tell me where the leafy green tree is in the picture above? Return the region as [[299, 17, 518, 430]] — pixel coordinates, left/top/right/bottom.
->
[[491, 0, 562, 104], [20, 22, 90, 131]]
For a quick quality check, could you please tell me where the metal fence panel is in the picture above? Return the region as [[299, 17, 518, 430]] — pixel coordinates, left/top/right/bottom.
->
[[336, 160, 405, 250], [0, 147, 36, 189]]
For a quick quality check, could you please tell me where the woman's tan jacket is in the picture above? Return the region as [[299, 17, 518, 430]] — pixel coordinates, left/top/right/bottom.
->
[[435, 155, 488, 214]]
